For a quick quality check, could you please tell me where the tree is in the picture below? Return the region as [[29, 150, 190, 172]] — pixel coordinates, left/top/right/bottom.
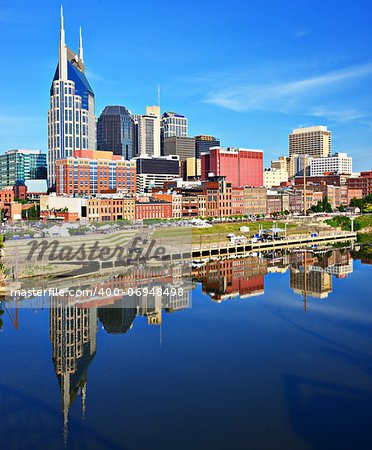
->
[[339, 204, 345, 212], [325, 202, 333, 213]]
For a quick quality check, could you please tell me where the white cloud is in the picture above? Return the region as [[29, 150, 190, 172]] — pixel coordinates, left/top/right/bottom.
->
[[204, 63, 372, 122], [294, 29, 310, 38]]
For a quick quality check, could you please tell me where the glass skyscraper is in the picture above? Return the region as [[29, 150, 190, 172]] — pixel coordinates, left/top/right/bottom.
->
[[0, 149, 47, 189], [97, 106, 134, 159], [195, 135, 220, 159], [48, 7, 96, 190]]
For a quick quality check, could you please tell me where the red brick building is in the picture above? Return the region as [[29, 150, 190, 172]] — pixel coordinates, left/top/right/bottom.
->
[[231, 187, 244, 215], [135, 200, 173, 220], [0, 188, 14, 209], [56, 150, 136, 196], [347, 171, 372, 198]]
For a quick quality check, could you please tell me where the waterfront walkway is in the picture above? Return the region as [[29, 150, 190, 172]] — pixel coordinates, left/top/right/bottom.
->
[[191, 231, 357, 259]]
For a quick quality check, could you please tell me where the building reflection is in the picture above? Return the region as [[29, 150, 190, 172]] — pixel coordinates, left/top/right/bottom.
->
[[49, 300, 97, 441], [193, 256, 268, 301], [22, 247, 356, 439], [289, 248, 353, 299], [48, 268, 192, 438], [192, 248, 354, 302]]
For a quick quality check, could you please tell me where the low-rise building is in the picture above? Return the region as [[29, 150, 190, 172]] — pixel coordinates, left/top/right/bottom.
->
[[347, 170, 372, 197], [232, 187, 244, 215], [86, 197, 135, 222], [0, 188, 14, 209], [152, 193, 182, 219], [243, 187, 267, 216], [347, 187, 363, 204], [266, 190, 290, 215], [135, 200, 172, 220]]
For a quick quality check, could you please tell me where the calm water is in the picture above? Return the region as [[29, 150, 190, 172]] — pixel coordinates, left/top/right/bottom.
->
[[1, 247, 372, 450]]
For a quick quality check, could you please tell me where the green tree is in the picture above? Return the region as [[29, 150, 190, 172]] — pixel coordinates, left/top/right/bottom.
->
[[339, 204, 345, 212], [325, 202, 333, 213]]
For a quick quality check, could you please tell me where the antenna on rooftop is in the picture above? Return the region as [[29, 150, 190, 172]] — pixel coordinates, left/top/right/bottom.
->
[[157, 84, 161, 110]]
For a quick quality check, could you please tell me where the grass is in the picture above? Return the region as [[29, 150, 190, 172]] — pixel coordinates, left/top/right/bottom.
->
[[325, 214, 372, 237], [355, 214, 372, 230], [191, 220, 306, 244]]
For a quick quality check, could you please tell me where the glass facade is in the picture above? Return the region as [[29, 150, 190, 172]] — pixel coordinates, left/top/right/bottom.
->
[[0, 150, 47, 189], [195, 136, 220, 159], [97, 106, 134, 159]]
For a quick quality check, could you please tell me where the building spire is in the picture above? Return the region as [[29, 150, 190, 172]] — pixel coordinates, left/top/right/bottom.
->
[[59, 5, 68, 80], [78, 26, 84, 62]]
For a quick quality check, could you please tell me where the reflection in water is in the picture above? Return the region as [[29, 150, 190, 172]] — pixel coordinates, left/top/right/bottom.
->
[[194, 256, 268, 301], [2, 246, 370, 448], [48, 276, 192, 440], [50, 301, 97, 441]]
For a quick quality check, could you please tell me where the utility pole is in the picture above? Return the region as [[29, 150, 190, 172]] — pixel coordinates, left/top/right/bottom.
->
[[303, 151, 307, 216]]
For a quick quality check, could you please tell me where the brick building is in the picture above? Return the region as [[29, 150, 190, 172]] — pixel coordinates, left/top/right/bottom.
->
[[135, 200, 173, 220], [243, 187, 267, 216], [86, 197, 135, 222], [56, 150, 136, 196], [347, 171, 372, 197]]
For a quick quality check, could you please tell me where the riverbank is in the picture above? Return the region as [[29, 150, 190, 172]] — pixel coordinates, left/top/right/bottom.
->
[[325, 214, 372, 243]]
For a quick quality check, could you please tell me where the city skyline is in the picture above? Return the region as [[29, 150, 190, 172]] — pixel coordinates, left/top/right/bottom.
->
[[0, 1, 371, 170]]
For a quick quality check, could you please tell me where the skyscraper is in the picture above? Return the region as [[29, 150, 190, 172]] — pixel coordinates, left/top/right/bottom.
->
[[161, 112, 188, 138], [133, 106, 161, 157], [48, 7, 96, 189], [289, 126, 331, 158], [0, 149, 47, 189], [195, 135, 220, 159], [97, 106, 134, 159]]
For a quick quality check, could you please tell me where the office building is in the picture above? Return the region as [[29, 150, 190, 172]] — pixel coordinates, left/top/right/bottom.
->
[[310, 153, 352, 176], [163, 136, 196, 161], [134, 106, 161, 157], [56, 150, 136, 196], [201, 147, 263, 187], [289, 126, 331, 158], [135, 155, 180, 193], [48, 7, 96, 189], [161, 112, 188, 138], [0, 149, 47, 189], [287, 154, 313, 178], [195, 135, 220, 159], [97, 106, 134, 159]]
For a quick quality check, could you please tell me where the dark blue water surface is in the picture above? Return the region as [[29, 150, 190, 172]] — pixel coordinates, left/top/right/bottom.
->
[[1, 249, 372, 450]]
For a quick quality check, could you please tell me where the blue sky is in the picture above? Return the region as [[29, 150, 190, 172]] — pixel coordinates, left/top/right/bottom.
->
[[0, 0, 371, 170]]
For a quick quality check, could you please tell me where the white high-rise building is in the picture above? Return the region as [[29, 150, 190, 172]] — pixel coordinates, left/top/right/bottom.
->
[[310, 153, 352, 176], [134, 106, 161, 157], [161, 112, 188, 138], [48, 7, 96, 189]]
